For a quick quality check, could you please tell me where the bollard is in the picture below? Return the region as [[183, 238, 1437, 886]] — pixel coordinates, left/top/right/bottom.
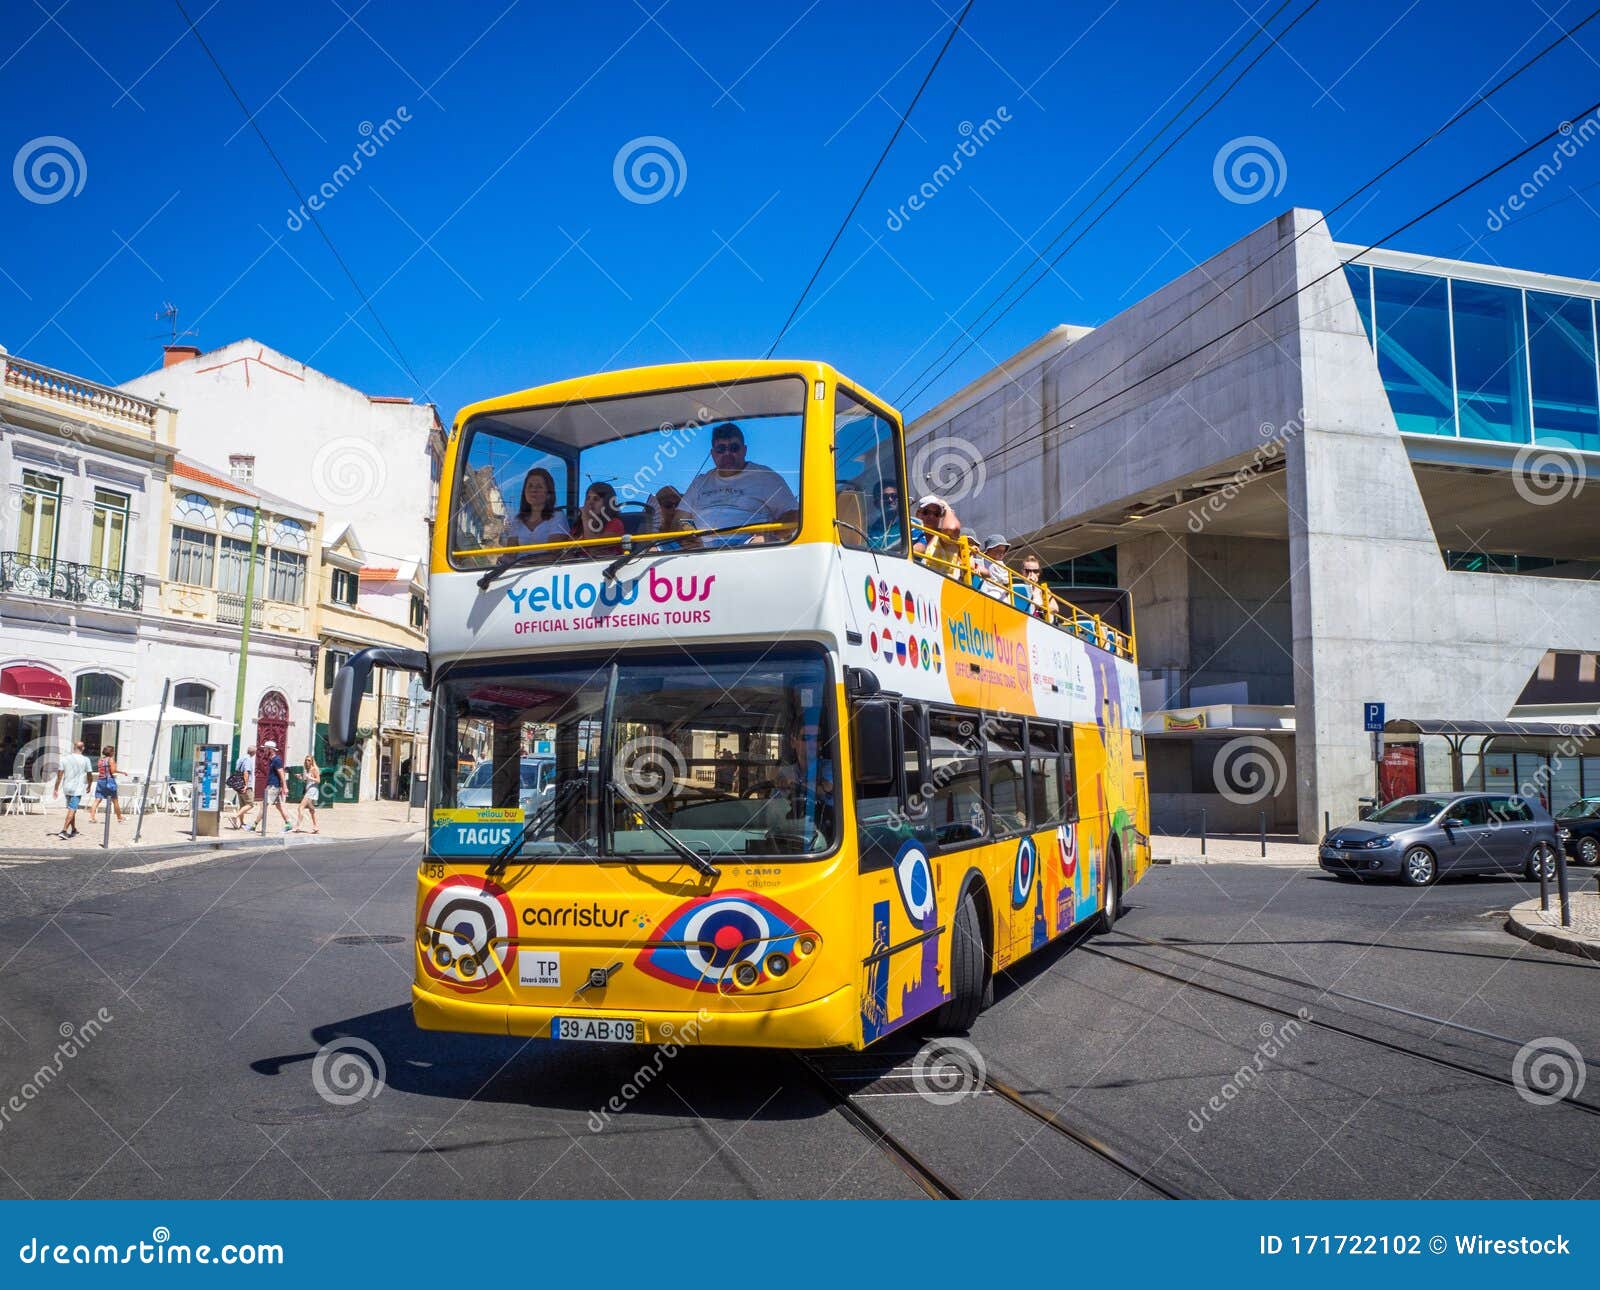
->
[[1323, 810, 1330, 838], [1539, 854, 1550, 911], [101, 793, 112, 851], [1556, 847, 1572, 929], [1259, 811, 1267, 858], [1200, 809, 1207, 857]]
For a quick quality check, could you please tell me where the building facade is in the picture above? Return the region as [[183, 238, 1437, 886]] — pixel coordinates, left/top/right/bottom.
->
[[907, 210, 1600, 838]]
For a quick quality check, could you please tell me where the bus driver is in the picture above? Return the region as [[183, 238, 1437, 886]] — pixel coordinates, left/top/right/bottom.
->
[[649, 422, 797, 544]]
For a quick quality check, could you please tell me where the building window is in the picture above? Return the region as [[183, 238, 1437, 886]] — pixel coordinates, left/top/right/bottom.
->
[[323, 648, 372, 693], [18, 470, 61, 562], [229, 455, 255, 484], [1453, 279, 1531, 443], [74, 671, 123, 760], [330, 568, 359, 606], [90, 488, 129, 574], [1373, 267, 1456, 437], [168, 525, 216, 587], [1040, 547, 1117, 589], [267, 549, 307, 604], [1527, 291, 1600, 452], [168, 682, 215, 781], [409, 592, 426, 627], [218, 536, 263, 596]]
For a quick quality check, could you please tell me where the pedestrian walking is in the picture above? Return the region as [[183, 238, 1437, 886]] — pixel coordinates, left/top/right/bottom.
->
[[51, 740, 92, 840], [294, 756, 322, 834], [255, 740, 291, 832], [229, 745, 256, 829], [88, 745, 124, 825]]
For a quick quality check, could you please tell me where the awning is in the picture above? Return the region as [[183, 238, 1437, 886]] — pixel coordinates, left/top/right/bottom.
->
[[1384, 718, 1599, 738], [0, 664, 72, 708]]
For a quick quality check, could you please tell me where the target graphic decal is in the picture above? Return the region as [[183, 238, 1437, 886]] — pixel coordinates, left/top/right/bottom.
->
[[636, 890, 813, 992], [892, 840, 937, 929], [1056, 823, 1077, 879], [1011, 836, 1038, 909], [419, 874, 517, 991]]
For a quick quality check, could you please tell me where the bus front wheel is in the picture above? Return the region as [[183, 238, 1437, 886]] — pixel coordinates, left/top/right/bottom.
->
[[1099, 851, 1121, 934], [935, 890, 988, 1033]]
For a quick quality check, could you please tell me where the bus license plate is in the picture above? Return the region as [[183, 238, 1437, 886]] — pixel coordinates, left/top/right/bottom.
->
[[551, 1017, 642, 1044]]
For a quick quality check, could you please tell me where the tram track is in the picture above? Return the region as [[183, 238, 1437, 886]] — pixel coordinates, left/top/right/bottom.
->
[[1083, 940, 1600, 1117], [795, 1049, 1193, 1199]]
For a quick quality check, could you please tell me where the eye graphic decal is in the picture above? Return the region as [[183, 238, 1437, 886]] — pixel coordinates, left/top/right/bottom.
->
[[419, 875, 516, 991], [1011, 836, 1038, 909], [636, 890, 812, 991], [893, 841, 937, 929], [1056, 823, 1077, 880]]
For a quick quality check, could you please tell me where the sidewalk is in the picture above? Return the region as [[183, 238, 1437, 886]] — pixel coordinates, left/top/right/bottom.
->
[[1506, 889, 1600, 962], [0, 795, 423, 859], [1151, 831, 1319, 866]]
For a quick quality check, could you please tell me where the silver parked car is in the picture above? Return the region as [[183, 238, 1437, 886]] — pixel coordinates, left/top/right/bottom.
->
[[1319, 791, 1560, 887], [457, 757, 554, 816]]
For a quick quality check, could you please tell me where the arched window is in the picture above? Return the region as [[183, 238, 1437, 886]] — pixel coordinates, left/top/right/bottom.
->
[[74, 672, 123, 760], [173, 492, 217, 526], [169, 683, 216, 781], [271, 517, 309, 551]]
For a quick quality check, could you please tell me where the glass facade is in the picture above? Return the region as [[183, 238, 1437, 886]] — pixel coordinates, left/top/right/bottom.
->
[[1347, 261, 1600, 452]]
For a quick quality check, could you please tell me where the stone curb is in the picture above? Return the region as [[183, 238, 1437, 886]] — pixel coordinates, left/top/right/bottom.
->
[[1, 829, 423, 863], [1505, 896, 1600, 963]]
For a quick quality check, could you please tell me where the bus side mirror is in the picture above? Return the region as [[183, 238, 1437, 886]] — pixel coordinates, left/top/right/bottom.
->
[[852, 699, 895, 791], [329, 646, 429, 749]]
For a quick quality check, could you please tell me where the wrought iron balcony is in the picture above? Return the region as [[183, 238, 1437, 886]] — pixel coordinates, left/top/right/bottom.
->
[[0, 551, 144, 612], [379, 696, 426, 730], [216, 591, 264, 628]]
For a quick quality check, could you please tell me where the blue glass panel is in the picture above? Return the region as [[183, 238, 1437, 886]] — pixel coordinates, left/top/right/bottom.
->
[[1343, 264, 1373, 345], [1452, 279, 1531, 443], [1526, 290, 1600, 451], [1373, 268, 1454, 436]]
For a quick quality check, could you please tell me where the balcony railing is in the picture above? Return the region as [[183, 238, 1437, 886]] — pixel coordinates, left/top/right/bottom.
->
[[0, 551, 144, 612], [1, 353, 160, 430], [379, 696, 426, 730], [216, 591, 264, 628]]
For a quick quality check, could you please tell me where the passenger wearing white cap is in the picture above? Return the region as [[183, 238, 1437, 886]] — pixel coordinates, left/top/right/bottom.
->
[[975, 533, 1012, 601], [255, 739, 292, 832], [912, 495, 963, 577]]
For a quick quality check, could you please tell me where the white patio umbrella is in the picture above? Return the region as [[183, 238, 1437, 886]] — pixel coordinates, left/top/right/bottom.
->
[[92, 703, 235, 728], [0, 692, 68, 717]]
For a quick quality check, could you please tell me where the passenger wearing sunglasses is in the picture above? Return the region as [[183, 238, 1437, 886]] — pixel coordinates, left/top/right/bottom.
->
[[652, 422, 797, 546], [912, 494, 963, 577]]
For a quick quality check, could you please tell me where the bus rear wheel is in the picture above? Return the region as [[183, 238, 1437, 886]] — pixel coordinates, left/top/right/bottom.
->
[[935, 890, 987, 1033], [1098, 851, 1121, 934]]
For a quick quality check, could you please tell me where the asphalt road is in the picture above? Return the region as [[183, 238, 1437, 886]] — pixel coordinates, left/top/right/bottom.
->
[[0, 839, 1596, 1200]]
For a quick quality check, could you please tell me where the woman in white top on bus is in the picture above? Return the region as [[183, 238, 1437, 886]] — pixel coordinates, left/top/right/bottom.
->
[[501, 467, 570, 549]]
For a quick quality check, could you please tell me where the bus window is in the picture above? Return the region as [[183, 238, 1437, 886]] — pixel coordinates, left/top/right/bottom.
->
[[834, 387, 906, 553], [985, 718, 1028, 836], [1027, 721, 1063, 826], [607, 649, 837, 858], [451, 376, 807, 568], [927, 711, 985, 846], [1062, 725, 1080, 822]]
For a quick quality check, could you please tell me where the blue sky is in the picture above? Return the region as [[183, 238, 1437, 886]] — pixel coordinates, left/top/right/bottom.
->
[[3, 0, 1599, 421]]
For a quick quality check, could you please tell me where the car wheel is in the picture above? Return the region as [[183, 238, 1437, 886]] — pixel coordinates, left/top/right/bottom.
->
[[1525, 843, 1558, 883], [1579, 836, 1599, 867], [1400, 846, 1436, 886]]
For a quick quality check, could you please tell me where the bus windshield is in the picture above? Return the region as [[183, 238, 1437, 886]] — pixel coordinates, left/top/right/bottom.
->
[[431, 648, 837, 860], [450, 375, 807, 568]]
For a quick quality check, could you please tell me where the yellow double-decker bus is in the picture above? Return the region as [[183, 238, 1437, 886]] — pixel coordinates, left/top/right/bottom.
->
[[330, 360, 1149, 1049]]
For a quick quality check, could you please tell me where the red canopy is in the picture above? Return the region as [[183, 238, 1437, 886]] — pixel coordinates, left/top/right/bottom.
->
[[0, 665, 72, 708]]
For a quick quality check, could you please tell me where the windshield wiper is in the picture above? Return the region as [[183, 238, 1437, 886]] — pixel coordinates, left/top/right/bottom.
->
[[485, 777, 590, 876], [608, 781, 720, 879]]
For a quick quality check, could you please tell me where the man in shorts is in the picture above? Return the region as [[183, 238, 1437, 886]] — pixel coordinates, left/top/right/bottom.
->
[[231, 745, 256, 829], [255, 740, 291, 833], [51, 740, 92, 840]]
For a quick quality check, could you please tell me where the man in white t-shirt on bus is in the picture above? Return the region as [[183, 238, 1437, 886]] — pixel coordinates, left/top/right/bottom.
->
[[651, 423, 797, 546]]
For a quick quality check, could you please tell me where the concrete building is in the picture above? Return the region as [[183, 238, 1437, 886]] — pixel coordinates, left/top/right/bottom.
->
[[908, 210, 1600, 838]]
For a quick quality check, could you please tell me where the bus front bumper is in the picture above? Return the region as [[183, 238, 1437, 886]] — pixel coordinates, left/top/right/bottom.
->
[[411, 983, 862, 1050]]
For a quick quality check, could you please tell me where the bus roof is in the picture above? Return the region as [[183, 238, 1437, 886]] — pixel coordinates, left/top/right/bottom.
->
[[451, 359, 895, 429]]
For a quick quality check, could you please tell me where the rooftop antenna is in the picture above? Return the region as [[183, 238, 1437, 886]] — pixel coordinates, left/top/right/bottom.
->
[[152, 302, 197, 345]]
